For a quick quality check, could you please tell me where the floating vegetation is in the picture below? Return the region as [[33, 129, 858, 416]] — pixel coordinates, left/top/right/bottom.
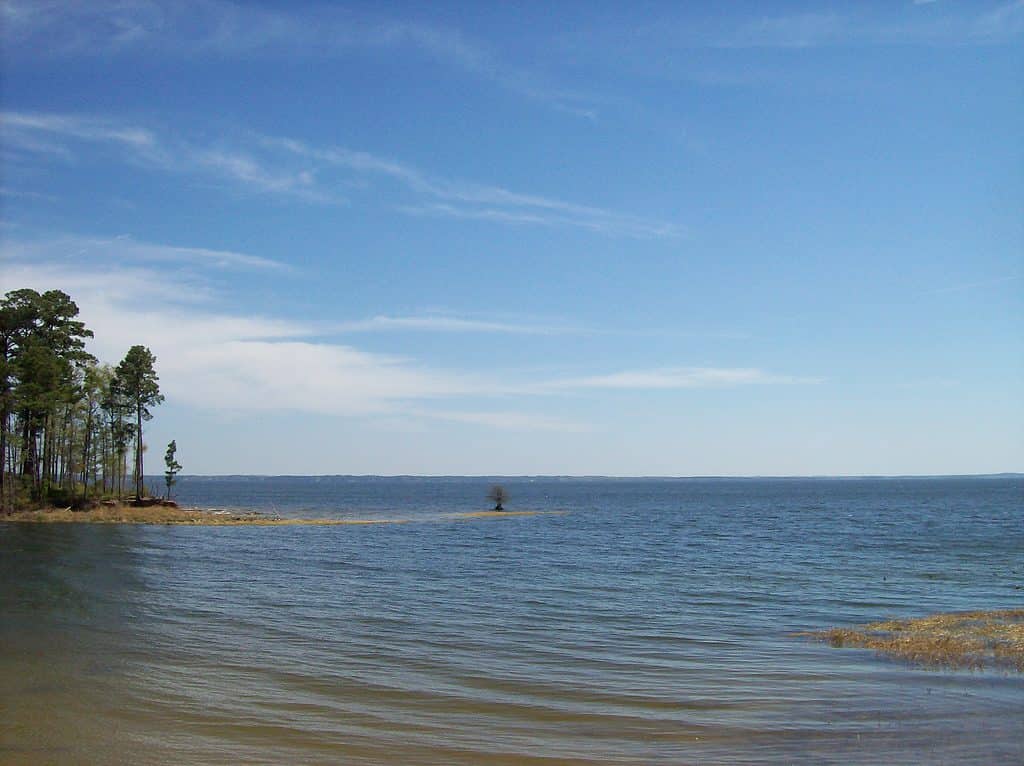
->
[[800, 610, 1024, 672]]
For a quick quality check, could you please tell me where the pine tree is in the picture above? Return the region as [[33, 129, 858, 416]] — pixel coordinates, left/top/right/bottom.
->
[[0, 289, 94, 508], [116, 345, 164, 501], [164, 440, 182, 500]]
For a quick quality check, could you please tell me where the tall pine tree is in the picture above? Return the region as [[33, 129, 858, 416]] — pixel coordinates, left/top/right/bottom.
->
[[116, 345, 164, 501]]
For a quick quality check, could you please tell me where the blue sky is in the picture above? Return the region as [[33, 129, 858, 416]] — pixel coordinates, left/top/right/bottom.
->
[[1, 0, 1021, 475]]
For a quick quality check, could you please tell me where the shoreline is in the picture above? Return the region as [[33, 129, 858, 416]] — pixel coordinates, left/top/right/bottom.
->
[[1, 504, 386, 526], [0, 504, 562, 526]]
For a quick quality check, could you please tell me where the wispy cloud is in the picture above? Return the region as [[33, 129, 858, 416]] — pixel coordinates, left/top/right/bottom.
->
[[334, 315, 580, 336], [2, 110, 682, 238], [630, 2, 1024, 51], [2, 111, 334, 202], [535, 367, 823, 392], [399, 202, 677, 239], [0, 233, 289, 272], [973, 0, 1024, 41], [0, 0, 596, 116], [2, 240, 817, 430], [741, 3, 1024, 48], [3, 111, 156, 149], [187, 149, 331, 202], [408, 408, 590, 432], [249, 134, 683, 238]]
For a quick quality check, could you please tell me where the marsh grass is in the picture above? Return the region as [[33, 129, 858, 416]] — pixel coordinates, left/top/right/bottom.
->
[[800, 610, 1024, 671]]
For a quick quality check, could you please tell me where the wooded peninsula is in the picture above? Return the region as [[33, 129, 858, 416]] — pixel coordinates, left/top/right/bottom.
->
[[1, 288, 168, 514]]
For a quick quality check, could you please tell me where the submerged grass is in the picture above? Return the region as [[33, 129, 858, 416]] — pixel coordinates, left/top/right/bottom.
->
[[800, 609, 1024, 672]]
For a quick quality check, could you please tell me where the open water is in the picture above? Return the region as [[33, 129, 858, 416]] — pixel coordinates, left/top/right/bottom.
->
[[1, 476, 1021, 764]]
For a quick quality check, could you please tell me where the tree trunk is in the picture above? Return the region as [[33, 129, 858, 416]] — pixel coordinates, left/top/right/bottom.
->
[[134, 404, 143, 501], [80, 408, 91, 496], [0, 408, 7, 512], [22, 420, 40, 501]]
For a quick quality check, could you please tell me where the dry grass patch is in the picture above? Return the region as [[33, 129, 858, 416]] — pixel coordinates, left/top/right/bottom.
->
[[800, 609, 1024, 671]]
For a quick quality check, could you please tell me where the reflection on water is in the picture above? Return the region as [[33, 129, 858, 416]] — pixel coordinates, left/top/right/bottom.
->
[[1, 478, 1022, 764]]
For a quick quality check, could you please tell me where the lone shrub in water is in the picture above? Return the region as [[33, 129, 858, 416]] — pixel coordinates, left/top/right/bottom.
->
[[487, 485, 508, 511]]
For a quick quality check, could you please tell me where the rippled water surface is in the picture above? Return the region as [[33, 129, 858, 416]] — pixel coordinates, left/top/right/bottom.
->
[[2, 477, 1022, 764]]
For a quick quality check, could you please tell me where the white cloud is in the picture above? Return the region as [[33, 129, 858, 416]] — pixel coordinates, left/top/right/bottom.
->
[[3, 111, 155, 149], [0, 256, 485, 417], [1, 241, 818, 430]]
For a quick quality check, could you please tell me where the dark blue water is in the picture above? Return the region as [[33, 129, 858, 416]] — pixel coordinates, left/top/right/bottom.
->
[[2, 477, 1022, 764]]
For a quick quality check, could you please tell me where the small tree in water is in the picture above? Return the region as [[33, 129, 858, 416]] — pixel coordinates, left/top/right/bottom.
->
[[164, 440, 182, 500], [487, 484, 508, 511]]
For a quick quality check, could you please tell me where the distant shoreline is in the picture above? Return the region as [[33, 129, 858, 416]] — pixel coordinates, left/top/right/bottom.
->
[[163, 472, 1023, 480]]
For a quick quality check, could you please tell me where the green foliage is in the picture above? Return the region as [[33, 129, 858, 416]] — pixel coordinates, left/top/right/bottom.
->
[[0, 288, 164, 510], [164, 440, 182, 499], [116, 345, 164, 421], [1, 290, 96, 507], [487, 484, 508, 511], [116, 345, 164, 500]]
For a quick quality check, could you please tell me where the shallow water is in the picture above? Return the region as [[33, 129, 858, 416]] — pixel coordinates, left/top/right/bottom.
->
[[2, 477, 1022, 764]]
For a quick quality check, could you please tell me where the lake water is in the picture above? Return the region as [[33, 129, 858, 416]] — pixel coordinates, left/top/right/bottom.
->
[[2, 476, 1022, 764]]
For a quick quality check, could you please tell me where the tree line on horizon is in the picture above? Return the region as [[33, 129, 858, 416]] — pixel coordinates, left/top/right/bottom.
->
[[0, 288, 164, 512]]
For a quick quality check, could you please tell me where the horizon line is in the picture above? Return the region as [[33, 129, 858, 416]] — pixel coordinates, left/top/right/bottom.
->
[[163, 472, 1023, 480]]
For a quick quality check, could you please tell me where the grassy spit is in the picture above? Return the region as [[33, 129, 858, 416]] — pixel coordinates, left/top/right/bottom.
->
[[2, 505, 566, 526], [1, 504, 398, 526], [800, 609, 1024, 671]]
